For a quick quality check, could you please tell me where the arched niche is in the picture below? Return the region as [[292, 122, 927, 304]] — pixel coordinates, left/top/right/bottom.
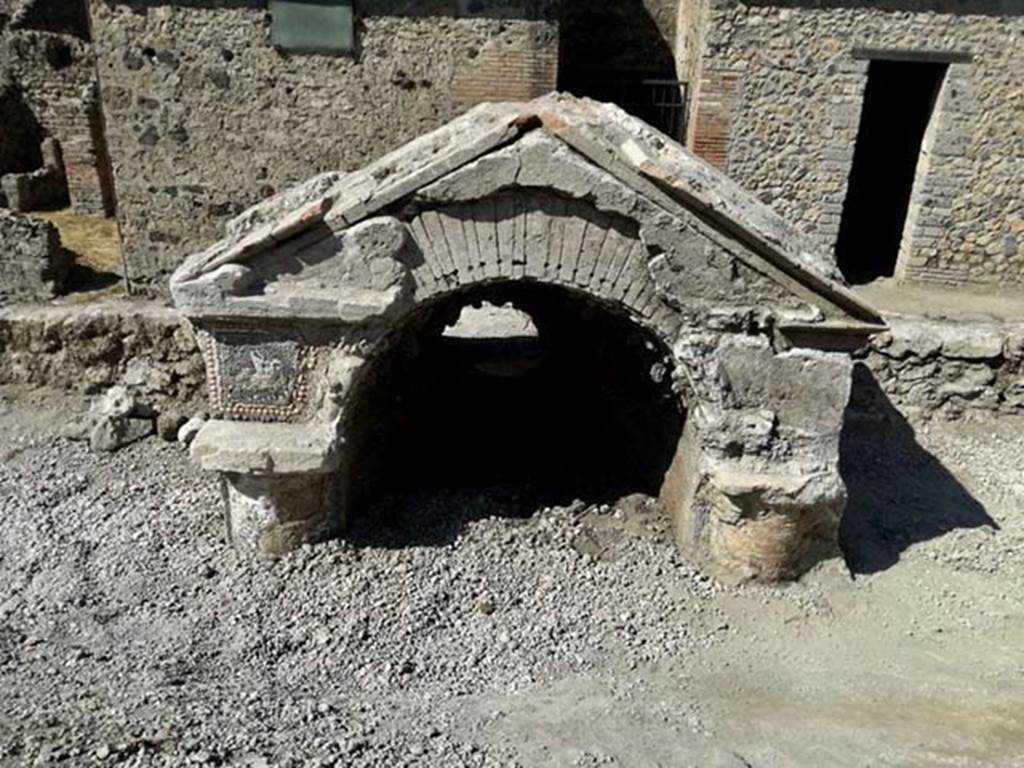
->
[[172, 94, 884, 582]]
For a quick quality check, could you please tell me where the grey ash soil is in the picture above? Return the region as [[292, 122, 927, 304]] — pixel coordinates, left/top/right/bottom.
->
[[1, 387, 1023, 767]]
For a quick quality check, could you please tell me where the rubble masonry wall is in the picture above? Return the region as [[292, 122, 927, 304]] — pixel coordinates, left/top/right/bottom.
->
[[87, 0, 560, 289], [1, 14, 115, 216], [688, 1, 1024, 287], [0, 209, 69, 301]]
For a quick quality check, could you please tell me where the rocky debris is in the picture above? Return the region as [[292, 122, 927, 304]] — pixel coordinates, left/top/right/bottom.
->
[[93, 383, 136, 419], [61, 385, 155, 452], [177, 413, 207, 445], [59, 387, 206, 452], [0, 413, 730, 766], [474, 594, 497, 616], [88, 385, 154, 452], [1, 395, 1022, 766], [89, 410, 153, 452], [122, 355, 177, 398], [156, 409, 188, 441]]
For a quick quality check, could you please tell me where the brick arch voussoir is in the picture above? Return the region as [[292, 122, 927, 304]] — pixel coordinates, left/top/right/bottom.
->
[[400, 191, 666, 327]]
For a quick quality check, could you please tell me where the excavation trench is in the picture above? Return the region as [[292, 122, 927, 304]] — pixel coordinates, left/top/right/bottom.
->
[[343, 281, 687, 541]]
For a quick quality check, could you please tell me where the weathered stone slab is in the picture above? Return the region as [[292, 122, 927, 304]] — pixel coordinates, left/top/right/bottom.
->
[[190, 420, 340, 475]]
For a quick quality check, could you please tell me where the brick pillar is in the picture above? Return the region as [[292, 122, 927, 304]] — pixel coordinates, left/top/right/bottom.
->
[[452, 24, 559, 106], [688, 68, 742, 170], [61, 82, 116, 217]]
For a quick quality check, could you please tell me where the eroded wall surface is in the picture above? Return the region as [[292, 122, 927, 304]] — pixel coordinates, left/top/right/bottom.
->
[[0, 209, 69, 300], [687, 1, 1024, 287], [0, 299, 204, 403], [87, 0, 558, 289], [0, 0, 115, 216]]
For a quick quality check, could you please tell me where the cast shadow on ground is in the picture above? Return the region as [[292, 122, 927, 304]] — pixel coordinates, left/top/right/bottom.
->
[[838, 364, 998, 576], [65, 260, 121, 293]]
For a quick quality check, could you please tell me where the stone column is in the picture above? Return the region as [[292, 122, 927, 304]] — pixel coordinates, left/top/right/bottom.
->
[[222, 472, 338, 556], [189, 419, 343, 557], [662, 337, 853, 582], [662, 419, 847, 581]]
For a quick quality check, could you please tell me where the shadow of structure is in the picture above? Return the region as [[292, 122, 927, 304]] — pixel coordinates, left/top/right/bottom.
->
[[349, 484, 548, 550], [839, 364, 998, 576], [65, 260, 122, 293]]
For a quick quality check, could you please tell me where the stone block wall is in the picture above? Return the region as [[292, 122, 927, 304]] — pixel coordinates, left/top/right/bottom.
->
[[0, 299, 205, 405], [1, 136, 67, 211], [857, 318, 1024, 419], [0, 209, 69, 301], [87, 0, 559, 291], [685, 1, 1024, 287], [1, 164, 64, 211]]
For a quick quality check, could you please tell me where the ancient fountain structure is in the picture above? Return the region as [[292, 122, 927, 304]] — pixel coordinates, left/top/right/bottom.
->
[[171, 94, 884, 582]]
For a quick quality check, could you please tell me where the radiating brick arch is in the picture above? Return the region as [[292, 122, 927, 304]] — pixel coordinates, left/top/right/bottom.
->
[[404, 191, 661, 323]]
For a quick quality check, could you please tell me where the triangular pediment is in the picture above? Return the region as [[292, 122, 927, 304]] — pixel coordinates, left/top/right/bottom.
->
[[171, 93, 883, 335]]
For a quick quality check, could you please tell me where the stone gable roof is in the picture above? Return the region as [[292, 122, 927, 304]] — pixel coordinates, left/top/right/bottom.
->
[[172, 93, 882, 327]]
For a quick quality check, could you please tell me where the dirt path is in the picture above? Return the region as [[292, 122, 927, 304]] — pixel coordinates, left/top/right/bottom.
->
[[1, 389, 1022, 767]]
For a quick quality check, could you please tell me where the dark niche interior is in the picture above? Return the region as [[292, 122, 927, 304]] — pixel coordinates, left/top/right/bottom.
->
[[344, 280, 686, 540]]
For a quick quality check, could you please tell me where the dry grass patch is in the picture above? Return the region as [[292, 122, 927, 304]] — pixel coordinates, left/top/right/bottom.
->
[[30, 208, 126, 298]]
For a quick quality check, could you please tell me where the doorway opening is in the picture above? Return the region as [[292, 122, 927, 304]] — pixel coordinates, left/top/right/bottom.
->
[[557, 1, 687, 141], [344, 281, 686, 545], [836, 59, 948, 284]]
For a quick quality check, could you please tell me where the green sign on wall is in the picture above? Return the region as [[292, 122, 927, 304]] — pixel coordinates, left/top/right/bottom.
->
[[269, 0, 354, 54]]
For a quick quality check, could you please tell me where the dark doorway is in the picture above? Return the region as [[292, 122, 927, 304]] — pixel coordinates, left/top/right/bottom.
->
[[0, 85, 45, 176], [10, 0, 91, 40], [558, 1, 687, 141], [344, 281, 686, 543], [835, 60, 947, 284]]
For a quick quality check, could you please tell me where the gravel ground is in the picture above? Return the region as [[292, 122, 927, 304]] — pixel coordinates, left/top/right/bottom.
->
[[1, 387, 1023, 768]]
